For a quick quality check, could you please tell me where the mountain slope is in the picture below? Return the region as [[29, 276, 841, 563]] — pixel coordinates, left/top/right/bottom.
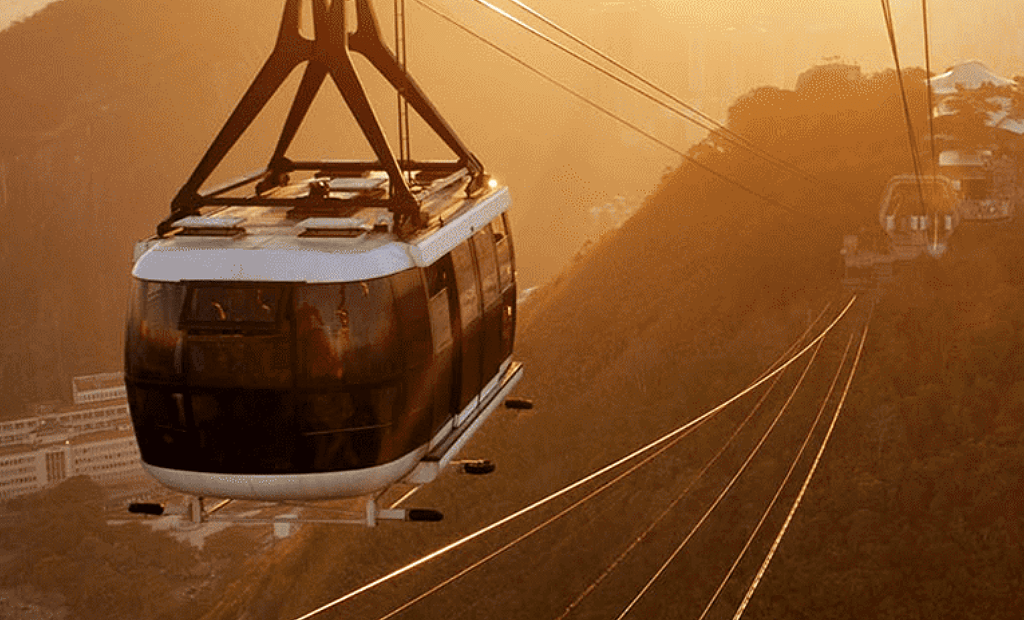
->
[[192, 63, 979, 620]]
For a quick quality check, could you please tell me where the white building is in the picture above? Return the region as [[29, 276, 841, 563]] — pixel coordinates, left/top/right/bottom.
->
[[929, 61, 1024, 136], [72, 371, 127, 405], [0, 373, 145, 501], [0, 448, 45, 500]]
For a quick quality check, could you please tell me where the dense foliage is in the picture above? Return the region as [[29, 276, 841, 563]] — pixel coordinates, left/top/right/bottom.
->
[[0, 476, 277, 619], [742, 228, 1024, 618], [0, 477, 196, 619]]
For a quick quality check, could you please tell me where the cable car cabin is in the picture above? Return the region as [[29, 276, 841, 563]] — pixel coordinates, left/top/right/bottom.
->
[[878, 175, 959, 260], [126, 175, 520, 501], [124, 0, 522, 510]]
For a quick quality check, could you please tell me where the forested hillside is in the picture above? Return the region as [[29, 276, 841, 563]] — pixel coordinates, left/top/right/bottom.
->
[[760, 225, 1024, 618], [4, 14, 1022, 613], [0, 0, 281, 410], [183, 64, 1024, 619]]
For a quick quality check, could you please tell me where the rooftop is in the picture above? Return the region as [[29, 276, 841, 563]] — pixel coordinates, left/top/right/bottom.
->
[[72, 371, 124, 393], [929, 61, 1015, 96]]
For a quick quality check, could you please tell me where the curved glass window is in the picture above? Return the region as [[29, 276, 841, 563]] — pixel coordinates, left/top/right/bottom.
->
[[179, 283, 291, 389], [186, 333, 291, 389], [127, 273, 431, 474], [126, 279, 186, 380], [295, 279, 400, 385], [391, 269, 432, 368], [451, 242, 480, 325], [494, 214, 514, 292]]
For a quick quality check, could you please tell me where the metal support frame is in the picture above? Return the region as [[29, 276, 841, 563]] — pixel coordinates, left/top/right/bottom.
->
[[160, 0, 487, 235], [128, 487, 441, 529]]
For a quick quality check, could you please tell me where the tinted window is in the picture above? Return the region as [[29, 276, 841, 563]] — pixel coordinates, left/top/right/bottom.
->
[[474, 227, 500, 308], [428, 293, 453, 354], [126, 279, 186, 379], [392, 270, 432, 367], [185, 285, 283, 324], [186, 334, 291, 388], [128, 386, 186, 431], [424, 261, 454, 354], [451, 242, 480, 325], [295, 279, 400, 384], [494, 215, 514, 291]]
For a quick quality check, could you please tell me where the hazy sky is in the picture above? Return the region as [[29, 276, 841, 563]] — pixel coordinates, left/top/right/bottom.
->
[[0, 0, 58, 31]]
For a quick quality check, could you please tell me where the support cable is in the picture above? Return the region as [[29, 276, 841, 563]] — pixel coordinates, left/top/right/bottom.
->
[[377, 302, 836, 620], [394, 0, 412, 180], [612, 334, 825, 620], [921, 0, 941, 250], [288, 297, 858, 620], [732, 308, 872, 620], [554, 338, 796, 619], [697, 330, 856, 620], [375, 401, 709, 620], [753, 302, 833, 383], [413, 0, 827, 223], [880, 0, 929, 216], [921, 0, 938, 177], [553, 301, 837, 620], [469, 0, 823, 186]]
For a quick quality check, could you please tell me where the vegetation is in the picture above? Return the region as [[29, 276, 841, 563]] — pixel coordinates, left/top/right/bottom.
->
[[744, 227, 1024, 618], [935, 79, 1024, 148], [191, 62, 1024, 618], [0, 476, 279, 619], [0, 0, 291, 410], [0, 477, 194, 619], [3, 1, 1022, 612]]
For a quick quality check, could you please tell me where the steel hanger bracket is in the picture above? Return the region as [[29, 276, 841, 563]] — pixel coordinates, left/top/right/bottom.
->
[[160, 0, 487, 235]]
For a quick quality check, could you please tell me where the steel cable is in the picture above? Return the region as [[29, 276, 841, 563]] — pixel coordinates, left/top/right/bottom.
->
[[466, 0, 824, 187], [697, 327, 857, 620], [413, 0, 827, 223], [612, 330, 825, 619], [288, 297, 857, 620], [732, 306, 873, 619], [553, 300, 838, 620]]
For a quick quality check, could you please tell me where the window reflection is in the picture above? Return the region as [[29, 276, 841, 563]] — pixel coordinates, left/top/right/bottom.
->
[[295, 279, 399, 384], [186, 285, 281, 323], [126, 280, 185, 378]]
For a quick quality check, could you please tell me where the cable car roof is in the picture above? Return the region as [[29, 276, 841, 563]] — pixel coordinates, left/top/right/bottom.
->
[[133, 180, 511, 283]]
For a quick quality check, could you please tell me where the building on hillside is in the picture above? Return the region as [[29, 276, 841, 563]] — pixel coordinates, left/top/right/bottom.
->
[[928, 61, 1023, 221], [72, 371, 126, 404], [0, 372, 145, 501]]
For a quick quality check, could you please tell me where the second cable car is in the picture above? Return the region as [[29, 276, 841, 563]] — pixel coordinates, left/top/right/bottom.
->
[[878, 174, 959, 259]]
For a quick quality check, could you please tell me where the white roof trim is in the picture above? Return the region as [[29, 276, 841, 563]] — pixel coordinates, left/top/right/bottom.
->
[[410, 186, 512, 267], [133, 243, 416, 283]]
